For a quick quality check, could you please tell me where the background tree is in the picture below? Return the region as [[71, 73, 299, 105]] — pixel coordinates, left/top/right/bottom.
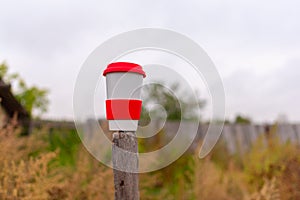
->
[[235, 115, 251, 124], [0, 62, 49, 117], [140, 82, 205, 123]]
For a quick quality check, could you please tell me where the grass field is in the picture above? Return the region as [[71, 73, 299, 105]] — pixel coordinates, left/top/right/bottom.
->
[[0, 123, 300, 200]]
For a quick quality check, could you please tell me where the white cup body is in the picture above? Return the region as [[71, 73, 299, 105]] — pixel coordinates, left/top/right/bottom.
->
[[106, 72, 143, 131], [106, 72, 143, 99]]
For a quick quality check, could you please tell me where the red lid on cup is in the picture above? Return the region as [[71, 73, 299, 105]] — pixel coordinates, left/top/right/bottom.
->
[[103, 62, 146, 78]]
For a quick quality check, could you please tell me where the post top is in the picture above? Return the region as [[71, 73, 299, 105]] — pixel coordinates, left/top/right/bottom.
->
[[103, 62, 146, 78]]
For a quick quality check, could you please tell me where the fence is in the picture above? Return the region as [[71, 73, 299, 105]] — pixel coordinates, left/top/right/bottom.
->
[[33, 120, 300, 154]]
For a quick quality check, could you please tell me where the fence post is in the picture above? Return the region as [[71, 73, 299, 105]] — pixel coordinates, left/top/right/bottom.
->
[[112, 131, 139, 200]]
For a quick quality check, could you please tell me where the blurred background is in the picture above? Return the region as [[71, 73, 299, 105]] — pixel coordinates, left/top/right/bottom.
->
[[0, 0, 299, 199]]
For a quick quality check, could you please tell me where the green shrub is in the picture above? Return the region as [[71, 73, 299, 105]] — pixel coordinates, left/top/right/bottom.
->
[[47, 129, 81, 167]]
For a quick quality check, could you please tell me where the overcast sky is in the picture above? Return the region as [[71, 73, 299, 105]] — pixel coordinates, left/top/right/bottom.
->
[[0, 0, 299, 123]]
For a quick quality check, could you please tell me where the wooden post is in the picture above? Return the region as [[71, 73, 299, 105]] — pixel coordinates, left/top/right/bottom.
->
[[112, 131, 139, 200]]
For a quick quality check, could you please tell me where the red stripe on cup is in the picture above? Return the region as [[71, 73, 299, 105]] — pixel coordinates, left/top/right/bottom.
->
[[106, 99, 142, 120]]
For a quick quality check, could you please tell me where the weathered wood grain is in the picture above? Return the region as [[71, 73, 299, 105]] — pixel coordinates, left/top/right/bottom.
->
[[112, 131, 139, 200]]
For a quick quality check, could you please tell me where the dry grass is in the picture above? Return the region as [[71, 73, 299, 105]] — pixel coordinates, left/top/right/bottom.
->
[[0, 121, 300, 199], [248, 178, 280, 200], [52, 146, 114, 200], [0, 118, 58, 199], [0, 121, 114, 200]]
